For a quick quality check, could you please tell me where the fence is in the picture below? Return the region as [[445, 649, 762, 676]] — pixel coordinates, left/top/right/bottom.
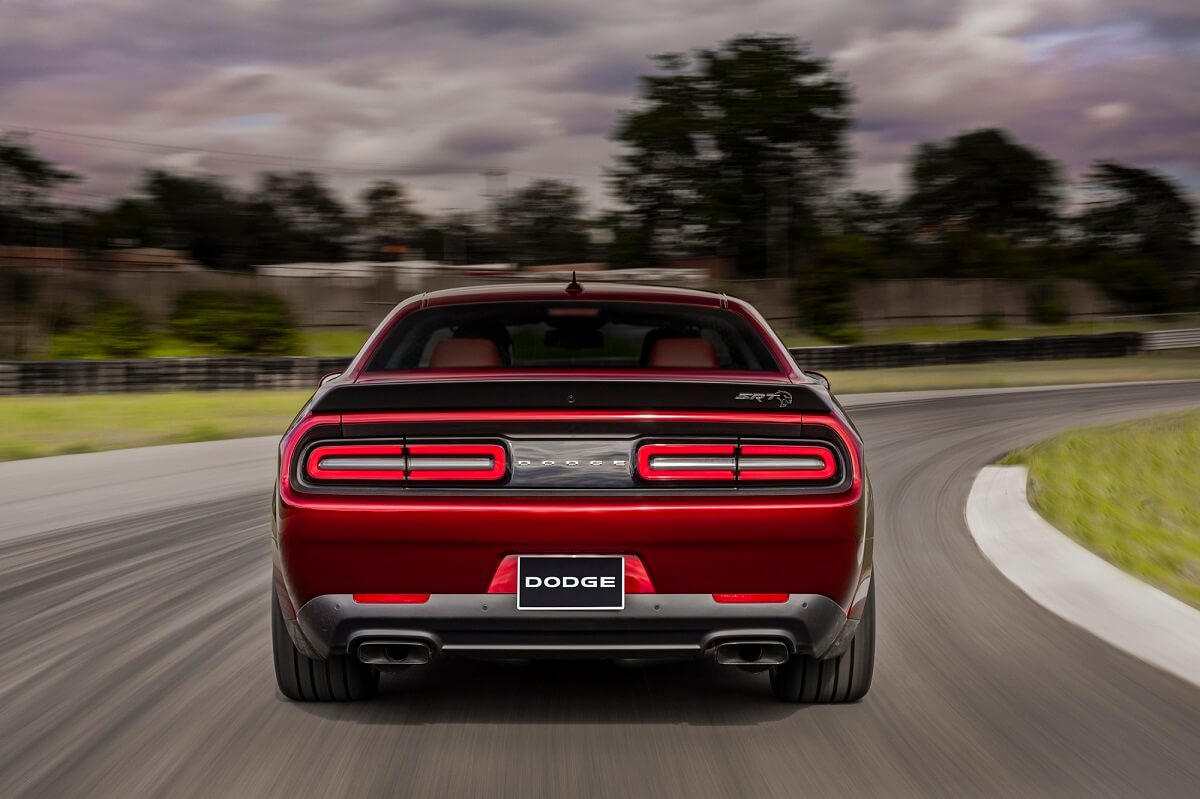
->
[[1, 329, 1195, 395], [788, 332, 1144, 371]]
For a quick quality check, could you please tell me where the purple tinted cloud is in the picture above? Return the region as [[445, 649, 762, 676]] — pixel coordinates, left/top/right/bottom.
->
[[0, 0, 1195, 207]]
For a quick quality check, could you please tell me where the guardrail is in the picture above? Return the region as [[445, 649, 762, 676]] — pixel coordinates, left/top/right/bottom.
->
[[0, 329, 1195, 395], [788, 332, 1143, 371], [1142, 328, 1200, 351], [0, 356, 352, 396]]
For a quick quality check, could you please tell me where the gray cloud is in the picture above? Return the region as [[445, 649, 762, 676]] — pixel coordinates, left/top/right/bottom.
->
[[1, 0, 1195, 208]]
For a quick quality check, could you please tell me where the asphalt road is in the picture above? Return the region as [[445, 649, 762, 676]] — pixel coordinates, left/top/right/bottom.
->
[[2, 382, 1198, 798]]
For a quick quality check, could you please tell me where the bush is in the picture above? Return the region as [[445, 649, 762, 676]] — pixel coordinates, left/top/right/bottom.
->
[[169, 290, 297, 355], [49, 300, 153, 358], [1027, 280, 1068, 325]]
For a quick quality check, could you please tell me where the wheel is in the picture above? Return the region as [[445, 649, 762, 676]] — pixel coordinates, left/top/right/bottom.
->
[[770, 584, 875, 703], [272, 591, 378, 701]]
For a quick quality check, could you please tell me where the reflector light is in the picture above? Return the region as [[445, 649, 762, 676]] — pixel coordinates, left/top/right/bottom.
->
[[406, 443, 507, 481], [712, 593, 790, 603], [737, 444, 837, 482], [352, 593, 430, 604], [637, 443, 736, 481], [306, 444, 406, 481]]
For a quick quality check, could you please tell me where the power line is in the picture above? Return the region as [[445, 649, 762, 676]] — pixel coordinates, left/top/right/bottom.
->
[[3, 123, 608, 181]]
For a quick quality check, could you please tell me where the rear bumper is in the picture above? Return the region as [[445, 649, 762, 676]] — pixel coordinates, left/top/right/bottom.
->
[[292, 592, 857, 662]]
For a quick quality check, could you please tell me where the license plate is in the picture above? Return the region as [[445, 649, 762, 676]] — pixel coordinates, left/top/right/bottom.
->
[[516, 555, 625, 610]]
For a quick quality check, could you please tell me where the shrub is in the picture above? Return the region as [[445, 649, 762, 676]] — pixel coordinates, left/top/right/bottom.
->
[[169, 290, 297, 355], [1027, 280, 1068, 325], [94, 300, 153, 357]]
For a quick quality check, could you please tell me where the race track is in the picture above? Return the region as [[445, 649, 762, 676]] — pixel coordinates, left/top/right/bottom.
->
[[2, 382, 1198, 798]]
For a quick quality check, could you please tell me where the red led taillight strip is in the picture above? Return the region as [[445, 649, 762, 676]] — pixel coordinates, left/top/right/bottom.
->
[[737, 444, 837, 482], [406, 443, 507, 481], [306, 444, 406, 481], [636, 443, 736, 481]]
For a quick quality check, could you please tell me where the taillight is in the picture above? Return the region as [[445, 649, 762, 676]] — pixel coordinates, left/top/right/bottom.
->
[[406, 443, 507, 482], [306, 444, 407, 481], [737, 444, 837, 482], [303, 441, 507, 484], [635, 441, 840, 484], [637, 443, 736, 481]]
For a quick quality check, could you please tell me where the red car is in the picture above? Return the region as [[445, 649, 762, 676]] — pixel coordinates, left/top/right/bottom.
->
[[271, 281, 875, 703]]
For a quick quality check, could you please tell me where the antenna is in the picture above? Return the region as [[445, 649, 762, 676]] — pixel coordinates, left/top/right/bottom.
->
[[566, 271, 583, 297]]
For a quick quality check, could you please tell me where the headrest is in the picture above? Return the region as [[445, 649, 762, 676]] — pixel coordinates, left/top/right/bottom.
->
[[429, 338, 503, 368], [646, 337, 718, 369]]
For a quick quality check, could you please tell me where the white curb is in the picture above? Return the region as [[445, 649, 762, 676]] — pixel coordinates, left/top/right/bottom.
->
[[966, 465, 1200, 689]]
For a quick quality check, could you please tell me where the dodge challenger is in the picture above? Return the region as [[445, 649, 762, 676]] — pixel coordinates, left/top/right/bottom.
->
[[272, 280, 875, 703]]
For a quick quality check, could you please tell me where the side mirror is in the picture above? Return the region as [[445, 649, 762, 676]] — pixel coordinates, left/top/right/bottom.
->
[[802, 370, 830, 390], [318, 371, 343, 387]]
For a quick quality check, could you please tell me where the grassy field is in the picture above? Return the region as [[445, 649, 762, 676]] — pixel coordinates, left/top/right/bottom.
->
[[1002, 410, 1200, 609], [0, 391, 311, 461], [823, 351, 1200, 393], [0, 353, 1197, 462], [781, 316, 1200, 348]]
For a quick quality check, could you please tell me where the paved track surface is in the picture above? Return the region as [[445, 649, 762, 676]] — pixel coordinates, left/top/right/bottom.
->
[[2, 383, 1198, 798]]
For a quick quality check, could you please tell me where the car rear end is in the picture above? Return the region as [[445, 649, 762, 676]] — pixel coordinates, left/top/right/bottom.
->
[[271, 286, 875, 703]]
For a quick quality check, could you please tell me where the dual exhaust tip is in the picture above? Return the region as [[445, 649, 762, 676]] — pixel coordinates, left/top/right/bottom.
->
[[358, 640, 432, 666], [714, 640, 789, 666]]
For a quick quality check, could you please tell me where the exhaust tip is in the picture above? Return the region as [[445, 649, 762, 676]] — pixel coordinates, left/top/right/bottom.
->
[[357, 640, 432, 666], [714, 640, 789, 666]]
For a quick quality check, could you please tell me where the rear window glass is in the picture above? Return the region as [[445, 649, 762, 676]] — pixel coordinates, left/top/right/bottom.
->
[[365, 301, 780, 372]]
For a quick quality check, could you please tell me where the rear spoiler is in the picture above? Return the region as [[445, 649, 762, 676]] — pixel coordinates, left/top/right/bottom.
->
[[312, 380, 831, 414]]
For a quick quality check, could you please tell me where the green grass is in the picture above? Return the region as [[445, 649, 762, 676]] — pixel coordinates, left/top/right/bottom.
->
[[0, 354, 1197, 462], [781, 316, 1200, 347], [822, 351, 1200, 394], [0, 391, 312, 461], [1002, 410, 1200, 608], [297, 329, 370, 356]]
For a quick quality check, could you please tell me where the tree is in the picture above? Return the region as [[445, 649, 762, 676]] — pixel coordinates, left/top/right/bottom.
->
[[612, 34, 852, 276], [247, 171, 354, 264], [493, 179, 590, 266], [905, 128, 1062, 240], [143, 171, 251, 270], [358, 180, 425, 260], [0, 133, 79, 244], [1080, 162, 1196, 274]]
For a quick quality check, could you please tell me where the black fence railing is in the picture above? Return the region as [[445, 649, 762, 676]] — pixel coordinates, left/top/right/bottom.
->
[[0, 332, 1147, 395], [788, 332, 1143, 371]]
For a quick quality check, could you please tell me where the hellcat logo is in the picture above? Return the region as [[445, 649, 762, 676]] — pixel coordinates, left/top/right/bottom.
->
[[734, 390, 793, 408]]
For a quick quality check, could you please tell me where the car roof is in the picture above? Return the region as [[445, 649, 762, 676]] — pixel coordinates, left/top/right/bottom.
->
[[419, 282, 728, 308]]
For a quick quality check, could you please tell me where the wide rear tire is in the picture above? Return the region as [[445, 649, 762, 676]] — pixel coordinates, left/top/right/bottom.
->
[[770, 584, 875, 703], [272, 591, 378, 701]]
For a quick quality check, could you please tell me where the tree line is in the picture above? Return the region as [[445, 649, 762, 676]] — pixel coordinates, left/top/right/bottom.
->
[[1, 33, 1195, 318]]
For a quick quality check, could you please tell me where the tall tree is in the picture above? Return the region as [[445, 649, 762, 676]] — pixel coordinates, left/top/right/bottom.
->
[[1080, 161, 1196, 274], [143, 171, 250, 270], [905, 128, 1062, 240], [612, 34, 852, 276], [493, 179, 590, 266], [247, 171, 353, 264], [0, 133, 79, 244], [359, 180, 425, 259]]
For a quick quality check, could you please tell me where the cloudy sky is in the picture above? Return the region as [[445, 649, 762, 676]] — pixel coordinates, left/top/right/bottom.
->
[[3, 0, 1197, 213]]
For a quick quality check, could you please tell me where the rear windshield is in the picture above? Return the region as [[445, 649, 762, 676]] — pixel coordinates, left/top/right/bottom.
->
[[365, 301, 780, 372]]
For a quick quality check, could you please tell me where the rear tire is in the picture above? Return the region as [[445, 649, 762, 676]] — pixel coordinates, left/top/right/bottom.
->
[[272, 591, 378, 701], [770, 584, 875, 703]]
